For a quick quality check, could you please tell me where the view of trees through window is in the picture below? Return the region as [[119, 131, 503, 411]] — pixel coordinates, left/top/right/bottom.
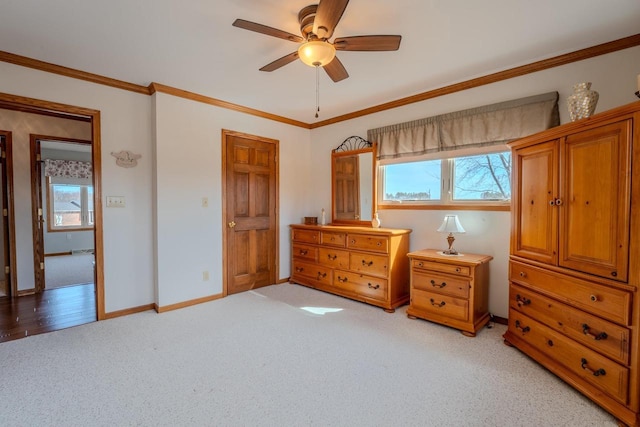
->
[[382, 151, 511, 203]]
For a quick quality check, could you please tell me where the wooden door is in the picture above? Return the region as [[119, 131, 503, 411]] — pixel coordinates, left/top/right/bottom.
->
[[559, 120, 631, 281], [511, 140, 559, 264], [334, 155, 360, 220], [223, 131, 278, 295], [30, 137, 46, 292], [0, 131, 15, 298]]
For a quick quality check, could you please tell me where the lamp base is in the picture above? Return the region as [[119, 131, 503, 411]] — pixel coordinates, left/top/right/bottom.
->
[[442, 249, 459, 255]]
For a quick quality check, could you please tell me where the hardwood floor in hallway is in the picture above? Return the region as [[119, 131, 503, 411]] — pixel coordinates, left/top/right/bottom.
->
[[0, 283, 96, 343]]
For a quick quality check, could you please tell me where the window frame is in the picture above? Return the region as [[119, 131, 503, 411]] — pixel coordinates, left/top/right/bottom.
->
[[377, 148, 511, 212], [46, 177, 95, 232]]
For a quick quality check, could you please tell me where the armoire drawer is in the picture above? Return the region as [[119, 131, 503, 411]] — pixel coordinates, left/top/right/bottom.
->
[[318, 247, 349, 269], [411, 289, 469, 322], [346, 234, 389, 253], [412, 270, 470, 299], [509, 310, 629, 404], [510, 260, 631, 325], [509, 284, 629, 365], [349, 252, 388, 278], [292, 260, 332, 287], [292, 243, 318, 262], [412, 259, 470, 277], [334, 270, 388, 301]]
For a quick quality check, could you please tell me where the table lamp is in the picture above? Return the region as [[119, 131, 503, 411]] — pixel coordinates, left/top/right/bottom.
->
[[437, 215, 466, 255]]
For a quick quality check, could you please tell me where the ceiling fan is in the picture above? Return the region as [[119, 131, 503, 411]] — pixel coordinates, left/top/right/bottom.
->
[[232, 0, 402, 83]]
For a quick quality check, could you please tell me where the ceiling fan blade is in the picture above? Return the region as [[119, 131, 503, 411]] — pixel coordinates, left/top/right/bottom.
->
[[334, 35, 402, 51], [233, 19, 304, 43], [259, 52, 299, 72], [323, 56, 349, 82], [313, 0, 349, 40]]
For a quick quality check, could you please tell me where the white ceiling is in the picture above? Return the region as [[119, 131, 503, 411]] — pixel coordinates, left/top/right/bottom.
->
[[1, 0, 639, 124]]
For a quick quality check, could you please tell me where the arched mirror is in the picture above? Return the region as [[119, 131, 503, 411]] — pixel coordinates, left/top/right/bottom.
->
[[331, 136, 377, 226]]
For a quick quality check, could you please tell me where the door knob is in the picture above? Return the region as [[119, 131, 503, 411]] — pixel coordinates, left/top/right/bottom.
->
[[228, 221, 236, 228]]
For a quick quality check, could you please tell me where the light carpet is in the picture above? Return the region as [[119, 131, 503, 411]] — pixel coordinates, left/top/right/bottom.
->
[[0, 284, 616, 426], [45, 253, 95, 289]]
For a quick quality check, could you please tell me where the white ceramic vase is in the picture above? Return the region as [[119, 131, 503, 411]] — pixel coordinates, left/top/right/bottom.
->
[[371, 212, 381, 228]]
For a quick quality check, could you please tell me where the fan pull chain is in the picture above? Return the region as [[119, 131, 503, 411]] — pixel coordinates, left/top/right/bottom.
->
[[315, 63, 320, 118]]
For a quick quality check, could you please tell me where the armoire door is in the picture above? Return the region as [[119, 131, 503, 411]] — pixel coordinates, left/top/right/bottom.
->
[[511, 139, 559, 264], [559, 120, 631, 282]]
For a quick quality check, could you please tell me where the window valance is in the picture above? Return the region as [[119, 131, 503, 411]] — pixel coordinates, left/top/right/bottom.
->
[[44, 159, 92, 179], [367, 92, 559, 160]]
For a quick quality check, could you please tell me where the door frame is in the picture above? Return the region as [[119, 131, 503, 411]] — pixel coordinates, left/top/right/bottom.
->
[[221, 129, 279, 296], [0, 131, 17, 297], [0, 91, 106, 319], [30, 135, 93, 292]]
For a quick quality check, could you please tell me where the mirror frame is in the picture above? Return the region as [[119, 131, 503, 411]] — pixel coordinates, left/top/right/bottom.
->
[[331, 137, 377, 226]]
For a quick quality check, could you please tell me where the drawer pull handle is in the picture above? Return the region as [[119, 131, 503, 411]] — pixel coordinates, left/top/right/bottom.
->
[[316, 272, 327, 280], [429, 298, 446, 308], [417, 262, 424, 267], [519, 271, 527, 278], [430, 279, 447, 289], [295, 267, 304, 273], [515, 294, 531, 307], [580, 358, 606, 377], [455, 267, 461, 273], [350, 239, 356, 244], [337, 276, 348, 283], [299, 249, 308, 255], [589, 294, 598, 302], [368, 283, 380, 290], [361, 260, 374, 267], [582, 324, 608, 341], [547, 340, 554, 347], [330, 236, 335, 241], [514, 320, 530, 333], [327, 254, 337, 260], [611, 271, 617, 277], [377, 242, 382, 246]]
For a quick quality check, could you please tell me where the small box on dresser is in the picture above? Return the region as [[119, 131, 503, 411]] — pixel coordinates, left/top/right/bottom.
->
[[290, 224, 411, 312], [407, 249, 493, 337]]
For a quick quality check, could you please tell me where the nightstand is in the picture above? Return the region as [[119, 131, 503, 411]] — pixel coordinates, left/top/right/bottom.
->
[[407, 249, 492, 337]]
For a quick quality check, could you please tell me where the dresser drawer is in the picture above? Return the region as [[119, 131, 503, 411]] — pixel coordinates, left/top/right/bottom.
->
[[350, 252, 388, 278], [320, 231, 346, 247], [510, 284, 629, 365], [411, 289, 468, 322], [292, 244, 318, 262], [412, 259, 470, 277], [412, 270, 470, 299], [347, 234, 389, 253], [510, 260, 631, 325], [292, 229, 320, 244], [508, 310, 629, 404], [318, 248, 349, 269], [292, 260, 332, 287], [334, 270, 388, 301]]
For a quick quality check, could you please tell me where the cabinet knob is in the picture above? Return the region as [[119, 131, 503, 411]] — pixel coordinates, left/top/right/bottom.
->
[[455, 267, 461, 273], [590, 294, 598, 302], [611, 271, 617, 277], [519, 271, 527, 278]]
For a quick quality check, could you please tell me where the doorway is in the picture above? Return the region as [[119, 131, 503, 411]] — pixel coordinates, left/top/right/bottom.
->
[[222, 130, 279, 295], [0, 131, 16, 298]]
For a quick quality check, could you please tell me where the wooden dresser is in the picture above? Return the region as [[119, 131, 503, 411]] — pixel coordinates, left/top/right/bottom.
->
[[407, 249, 492, 337], [289, 224, 411, 312], [503, 101, 640, 426]]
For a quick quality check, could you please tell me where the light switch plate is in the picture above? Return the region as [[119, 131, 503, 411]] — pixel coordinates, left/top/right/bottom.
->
[[106, 196, 125, 208]]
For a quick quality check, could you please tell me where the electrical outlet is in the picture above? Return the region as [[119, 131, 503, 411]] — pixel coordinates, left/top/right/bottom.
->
[[202, 197, 208, 207], [106, 196, 126, 208], [203, 271, 209, 281]]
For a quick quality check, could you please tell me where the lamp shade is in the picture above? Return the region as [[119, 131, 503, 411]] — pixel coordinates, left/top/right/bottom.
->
[[437, 215, 466, 234], [298, 40, 336, 67]]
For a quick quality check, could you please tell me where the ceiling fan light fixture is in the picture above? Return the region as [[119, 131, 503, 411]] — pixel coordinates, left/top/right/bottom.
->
[[298, 40, 336, 67]]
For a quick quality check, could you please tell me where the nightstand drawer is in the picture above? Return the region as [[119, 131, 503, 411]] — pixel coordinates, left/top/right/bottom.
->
[[412, 270, 470, 299], [411, 289, 469, 322], [347, 234, 389, 253], [318, 248, 349, 269], [334, 270, 388, 301], [292, 229, 320, 244], [412, 259, 470, 277], [292, 243, 317, 262], [350, 252, 388, 278]]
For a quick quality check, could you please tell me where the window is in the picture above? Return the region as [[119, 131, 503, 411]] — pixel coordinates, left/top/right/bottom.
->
[[379, 151, 511, 208], [48, 179, 94, 231]]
